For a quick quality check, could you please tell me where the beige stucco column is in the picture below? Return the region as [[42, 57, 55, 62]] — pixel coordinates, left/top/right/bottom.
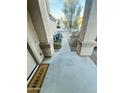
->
[[76, 0, 97, 56], [28, 0, 56, 57]]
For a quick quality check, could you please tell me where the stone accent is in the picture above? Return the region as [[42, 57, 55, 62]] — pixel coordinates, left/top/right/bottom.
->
[[39, 43, 52, 57]]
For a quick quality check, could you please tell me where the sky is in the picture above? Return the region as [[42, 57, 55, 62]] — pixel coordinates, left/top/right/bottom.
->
[[48, 0, 86, 19]]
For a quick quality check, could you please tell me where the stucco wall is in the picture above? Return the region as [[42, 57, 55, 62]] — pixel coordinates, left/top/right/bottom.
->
[[79, 0, 92, 41], [77, 0, 97, 56], [27, 11, 44, 63], [28, 0, 55, 57], [49, 19, 56, 55], [27, 50, 37, 78], [38, 0, 51, 43], [28, 0, 48, 44], [80, 0, 97, 56], [84, 0, 97, 42]]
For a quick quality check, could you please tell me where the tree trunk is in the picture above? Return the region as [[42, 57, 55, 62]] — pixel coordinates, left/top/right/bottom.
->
[[69, 20, 72, 32], [70, 26, 71, 32]]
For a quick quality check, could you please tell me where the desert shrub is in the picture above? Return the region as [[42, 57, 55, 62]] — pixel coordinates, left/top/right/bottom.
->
[[70, 32, 79, 47]]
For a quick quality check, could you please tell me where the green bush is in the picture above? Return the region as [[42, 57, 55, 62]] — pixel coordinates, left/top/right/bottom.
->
[[53, 33, 63, 49], [53, 32, 63, 43], [54, 42, 62, 49]]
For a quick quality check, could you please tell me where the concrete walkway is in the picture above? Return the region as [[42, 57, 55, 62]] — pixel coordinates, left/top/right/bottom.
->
[[40, 33, 97, 93]]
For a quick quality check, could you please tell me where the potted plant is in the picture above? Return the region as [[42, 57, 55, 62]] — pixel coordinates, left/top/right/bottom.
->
[[53, 32, 63, 49]]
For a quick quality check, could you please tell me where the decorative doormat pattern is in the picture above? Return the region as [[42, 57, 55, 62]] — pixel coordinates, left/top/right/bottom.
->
[[27, 64, 49, 93]]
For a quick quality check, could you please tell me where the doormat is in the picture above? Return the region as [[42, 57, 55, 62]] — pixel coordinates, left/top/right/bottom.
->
[[27, 64, 49, 93]]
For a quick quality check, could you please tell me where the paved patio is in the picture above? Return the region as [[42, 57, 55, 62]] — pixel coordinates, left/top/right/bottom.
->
[[40, 33, 97, 93]]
